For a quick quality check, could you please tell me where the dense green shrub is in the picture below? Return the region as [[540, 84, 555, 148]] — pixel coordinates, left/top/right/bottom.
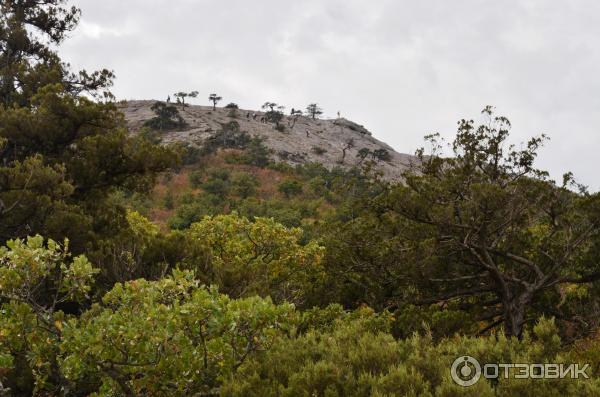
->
[[185, 213, 325, 303], [203, 121, 251, 154], [223, 316, 600, 397], [234, 197, 304, 227], [278, 179, 303, 198], [144, 101, 186, 131], [168, 194, 221, 229], [61, 274, 296, 396], [231, 172, 259, 198], [239, 138, 272, 167], [2, 232, 600, 397], [188, 169, 204, 188]]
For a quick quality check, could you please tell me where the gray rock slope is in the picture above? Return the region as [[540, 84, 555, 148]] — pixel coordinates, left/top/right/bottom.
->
[[120, 100, 416, 180]]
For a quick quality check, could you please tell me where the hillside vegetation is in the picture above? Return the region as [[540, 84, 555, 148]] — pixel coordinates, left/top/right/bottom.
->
[[1, 1, 600, 396]]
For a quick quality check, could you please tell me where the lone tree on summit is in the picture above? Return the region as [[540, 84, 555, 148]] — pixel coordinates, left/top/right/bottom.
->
[[174, 91, 198, 108], [306, 103, 323, 119], [209, 93, 222, 110]]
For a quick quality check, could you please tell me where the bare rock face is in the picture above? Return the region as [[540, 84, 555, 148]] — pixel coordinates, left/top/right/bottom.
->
[[119, 100, 417, 180], [332, 118, 371, 136]]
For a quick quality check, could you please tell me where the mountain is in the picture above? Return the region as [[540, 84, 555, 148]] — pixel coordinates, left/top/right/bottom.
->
[[119, 100, 416, 179]]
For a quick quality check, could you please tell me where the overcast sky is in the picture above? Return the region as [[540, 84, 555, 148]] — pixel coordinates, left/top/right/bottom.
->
[[60, 0, 600, 190]]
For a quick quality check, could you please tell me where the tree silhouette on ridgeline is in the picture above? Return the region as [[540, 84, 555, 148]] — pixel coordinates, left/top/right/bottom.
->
[[306, 103, 323, 119], [174, 91, 198, 108], [209, 93, 222, 110]]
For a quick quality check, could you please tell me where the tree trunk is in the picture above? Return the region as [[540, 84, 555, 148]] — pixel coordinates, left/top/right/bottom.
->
[[502, 291, 533, 339], [504, 304, 525, 338]]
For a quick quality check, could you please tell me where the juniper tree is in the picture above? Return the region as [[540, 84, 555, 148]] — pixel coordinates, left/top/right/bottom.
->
[[329, 106, 600, 338], [209, 93, 222, 110], [306, 103, 323, 119], [144, 101, 186, 130], [0, 0, 114, 107], [0, 0, 177, 251], [340, 138, 355, 164], [262, 102, 285, 128], [174, 91, 198, 108]]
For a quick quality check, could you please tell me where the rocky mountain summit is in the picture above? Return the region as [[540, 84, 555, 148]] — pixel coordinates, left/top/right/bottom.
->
[[120, 100, 416, 179]]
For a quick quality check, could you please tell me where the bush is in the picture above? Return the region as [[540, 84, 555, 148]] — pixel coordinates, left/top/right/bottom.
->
[[168, 194, 220, 229], [188, 169, 204, 188], [186, 214, 325, 302], [234, 197, 304, 228], [203, 122, 251, 154], [138, 127, 162, 144], [229, 138, 271, 167], [202, 178, 229, 199], [222, 316, 600, 397], [61, 272, 296, 396], [278, 179, 303, 198], [144, 101, 186, 130], [174, 143, 204, 165], [163, 190, 175, 209], [231, 172, 259, 198], [3, 236, 600, 396]]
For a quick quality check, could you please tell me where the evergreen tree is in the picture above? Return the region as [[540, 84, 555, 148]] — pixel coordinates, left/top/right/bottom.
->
[[306, 103, 323, 119], [0, 0, 177, 253], [209, 93, 222, 110]]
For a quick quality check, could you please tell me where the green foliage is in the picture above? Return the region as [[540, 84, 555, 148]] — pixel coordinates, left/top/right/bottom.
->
[[61, 271, 295, 396], [225, 138, 272, 167], [188, 169, 205, 188], [262, 102, 285, 128], [4, 2, 600, 393], [174, 91, 198, 108], [323, 107, 600, 338], [0, 236, 98, 395], [231, 172, 259, 198], [174, 142, 204, 165], [223, 316, 600, 397], [234, 198, 304, 228], [0, 29, 177, 253], [203, 121, 251, 154], [0, 0, 113, 106], [168, 194, 221, 230], [372, 148, 391, 162], [201, 169, 232, 199], [144, 101, 186, 130], [186, 214, 325, 304], [306, 103, 324, 119], [137, 127, 162, 144], [209, 93, 222, 110], [278, 179, 303, 198], [163, 190, 175, 210]]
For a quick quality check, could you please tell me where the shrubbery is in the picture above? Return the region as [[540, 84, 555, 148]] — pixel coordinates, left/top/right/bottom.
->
[[3, 236, 599, 396]]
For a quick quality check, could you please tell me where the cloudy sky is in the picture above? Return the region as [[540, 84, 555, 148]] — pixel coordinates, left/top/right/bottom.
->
[[60, 0, 600, 189]]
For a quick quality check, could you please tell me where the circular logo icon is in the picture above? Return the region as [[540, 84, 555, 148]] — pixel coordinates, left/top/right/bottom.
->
[[451, 355, 481, 387]]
